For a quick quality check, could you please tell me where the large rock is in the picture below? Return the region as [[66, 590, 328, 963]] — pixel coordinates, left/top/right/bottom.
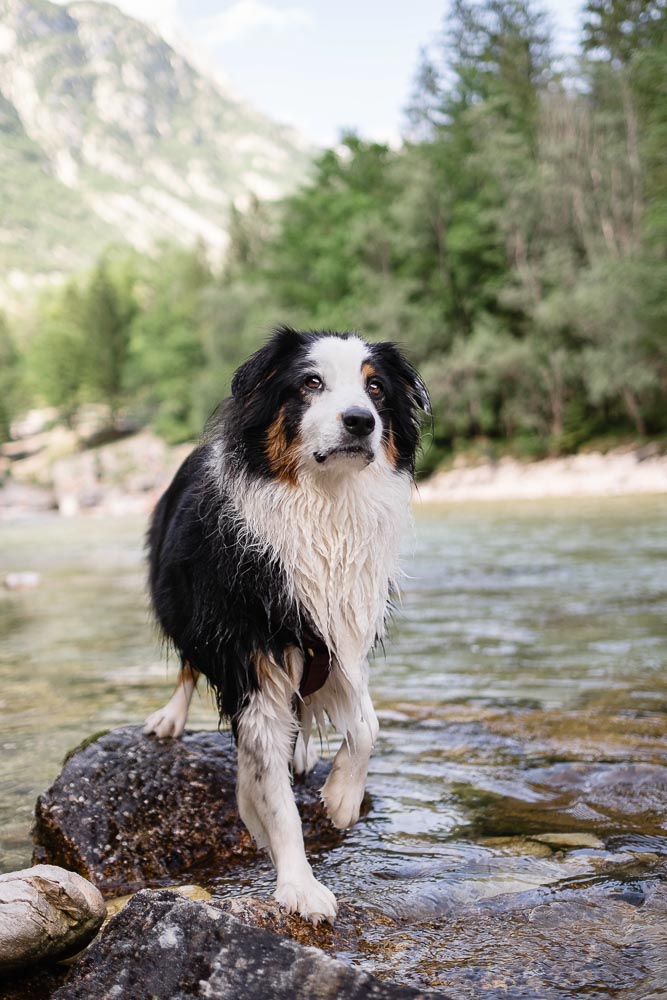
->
[[33, 727, 343, 896], [52, 890, 448, 999], [0, 865, 106, 974]]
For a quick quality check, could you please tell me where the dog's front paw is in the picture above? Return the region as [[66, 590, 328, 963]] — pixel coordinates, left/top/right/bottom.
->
[[274, 872, 337, 926], [143, 704, 186, 739], [321, 768, 364, 829]]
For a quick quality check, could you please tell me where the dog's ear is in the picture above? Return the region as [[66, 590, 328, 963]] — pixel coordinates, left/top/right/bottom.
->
[[231, 326, 301, 400], [409, 370, 431, 415], [372, 342, 431, 415]]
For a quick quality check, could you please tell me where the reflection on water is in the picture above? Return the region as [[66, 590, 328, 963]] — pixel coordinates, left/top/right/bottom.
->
[[1, 497, 667, 996]]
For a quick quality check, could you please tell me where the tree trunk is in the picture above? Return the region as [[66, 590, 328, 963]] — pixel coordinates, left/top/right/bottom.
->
[[622, 385, 646, 436]]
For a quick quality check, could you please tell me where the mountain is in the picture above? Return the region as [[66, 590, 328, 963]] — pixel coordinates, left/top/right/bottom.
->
[[0, 0, 312, 300]]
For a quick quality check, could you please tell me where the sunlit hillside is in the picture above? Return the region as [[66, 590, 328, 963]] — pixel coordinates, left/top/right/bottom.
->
[[0, 0, 311, 296]]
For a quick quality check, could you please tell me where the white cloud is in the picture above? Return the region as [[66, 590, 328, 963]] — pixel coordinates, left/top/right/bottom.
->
[[197, 0, 313, 46]]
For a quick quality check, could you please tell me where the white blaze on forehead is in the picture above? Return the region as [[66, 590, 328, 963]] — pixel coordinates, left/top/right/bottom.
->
[[298, 334, 383, 467], [307, 335, 369, 390]]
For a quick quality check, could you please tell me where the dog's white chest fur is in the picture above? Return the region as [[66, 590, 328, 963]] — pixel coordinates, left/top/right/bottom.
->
[[232, 460, 412, 670]]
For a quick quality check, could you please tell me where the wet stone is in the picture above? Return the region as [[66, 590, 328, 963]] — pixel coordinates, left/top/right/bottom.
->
[[0, 865, 106, 974], [531, 832, 606, 850], [465, 761, 667, 841], [217, 895, 399, 956], [32, 727, 344, 897], [104, 882, 213, 921], [52, 889, 448, 1000]]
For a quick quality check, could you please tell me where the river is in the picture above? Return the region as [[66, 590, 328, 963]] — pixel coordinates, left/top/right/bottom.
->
[[1, 497, 666, 996]]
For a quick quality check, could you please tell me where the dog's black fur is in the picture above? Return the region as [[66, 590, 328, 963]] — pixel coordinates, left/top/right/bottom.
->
[[147, 326, 428, 727]]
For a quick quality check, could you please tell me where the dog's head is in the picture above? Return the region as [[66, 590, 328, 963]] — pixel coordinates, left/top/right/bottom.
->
[[222, 326, 429, 483]]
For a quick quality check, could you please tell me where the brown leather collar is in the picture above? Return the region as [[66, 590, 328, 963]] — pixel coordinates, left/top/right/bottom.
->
[[299, 636, 332, 697]]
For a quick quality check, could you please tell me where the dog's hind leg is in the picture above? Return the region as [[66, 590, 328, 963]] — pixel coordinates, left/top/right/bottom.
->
[[319, 664, 379, 830], [143, 662, 199, 739], [236, 649, 337, 926], [292, 703, 319, 776]]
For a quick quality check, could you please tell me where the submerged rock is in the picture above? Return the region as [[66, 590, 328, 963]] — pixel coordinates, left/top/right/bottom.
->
[[33, 727, 342, 896], [0, 865, 105, 974], [469, 761, 667, 841], [52, 889, 447, 999], [530, 832, 606, 850], [362, 863, 667, 996]]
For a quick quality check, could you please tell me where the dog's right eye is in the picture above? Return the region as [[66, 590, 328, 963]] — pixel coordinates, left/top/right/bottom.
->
[[303, 375, 323, 391]]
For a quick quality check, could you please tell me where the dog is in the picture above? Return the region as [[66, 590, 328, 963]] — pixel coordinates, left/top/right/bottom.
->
[[143, 325, 429, 924]]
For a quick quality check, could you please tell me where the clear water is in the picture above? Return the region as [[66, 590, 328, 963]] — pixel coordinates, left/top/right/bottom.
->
[[1, 498, 666, 996]]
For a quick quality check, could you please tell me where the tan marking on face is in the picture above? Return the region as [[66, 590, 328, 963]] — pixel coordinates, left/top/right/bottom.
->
[[384, 424, 400, 469], [361, 361, 377, 382], [265, 407, 300, 485]]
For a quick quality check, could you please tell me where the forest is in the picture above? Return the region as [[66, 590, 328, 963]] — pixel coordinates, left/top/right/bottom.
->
[[1, 0, 665, 473]]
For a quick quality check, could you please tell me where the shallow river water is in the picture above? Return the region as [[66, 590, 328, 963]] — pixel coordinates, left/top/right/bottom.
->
[[1, 497, 667, 997]]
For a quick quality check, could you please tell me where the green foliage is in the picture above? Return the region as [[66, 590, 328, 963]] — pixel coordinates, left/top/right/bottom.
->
[[0, 313, 21, 441], [25, 251, 138, 427], [27, 283, 89, 424], [583, 0, 666, 66], [81, 255, 138, 417], [125, 243, 210, 442], [14, 0, 667, 463]]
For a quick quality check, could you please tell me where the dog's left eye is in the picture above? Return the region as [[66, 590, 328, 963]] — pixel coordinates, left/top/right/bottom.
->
[[303, 375, 323, 391], [367, 378, 384, 399]]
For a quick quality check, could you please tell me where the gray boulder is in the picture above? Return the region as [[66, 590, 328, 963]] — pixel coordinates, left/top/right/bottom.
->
[[53, 889, 449, 999]]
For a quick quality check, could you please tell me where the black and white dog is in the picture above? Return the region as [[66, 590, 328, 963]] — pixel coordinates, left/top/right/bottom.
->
[[144, 326, 429, 924]]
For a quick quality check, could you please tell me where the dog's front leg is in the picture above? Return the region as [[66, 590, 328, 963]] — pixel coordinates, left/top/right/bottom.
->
[[144, 662, 199, 738], [236, 656, 337, 925], [320, 666, 379, 830]]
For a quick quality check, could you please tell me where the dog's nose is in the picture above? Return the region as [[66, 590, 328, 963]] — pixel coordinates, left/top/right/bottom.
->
[[342, 406, 375, 437]]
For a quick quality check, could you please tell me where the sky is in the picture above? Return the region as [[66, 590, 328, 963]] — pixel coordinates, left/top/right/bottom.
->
[[100, 0, 584, 145]]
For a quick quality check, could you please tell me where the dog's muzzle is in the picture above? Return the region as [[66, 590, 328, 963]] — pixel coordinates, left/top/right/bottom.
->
[[312, 406, 377, 465]]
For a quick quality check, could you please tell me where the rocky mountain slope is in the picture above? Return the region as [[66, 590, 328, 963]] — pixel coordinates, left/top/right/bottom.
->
[[0, 0, 311, 299]]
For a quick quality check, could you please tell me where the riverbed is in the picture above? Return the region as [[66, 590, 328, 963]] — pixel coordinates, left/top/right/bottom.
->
[[1, 498, 666, 996]]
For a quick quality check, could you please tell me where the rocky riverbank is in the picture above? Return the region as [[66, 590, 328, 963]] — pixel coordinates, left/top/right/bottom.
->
[[0, 422, 191, 518], [416, 444, 667, 503]]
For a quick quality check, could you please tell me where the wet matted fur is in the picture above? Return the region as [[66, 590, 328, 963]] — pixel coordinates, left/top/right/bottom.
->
[[144, 326, 429, 924]]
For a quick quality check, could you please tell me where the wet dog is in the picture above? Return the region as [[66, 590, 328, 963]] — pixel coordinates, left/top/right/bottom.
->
[[144, 326, 428, 923]]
